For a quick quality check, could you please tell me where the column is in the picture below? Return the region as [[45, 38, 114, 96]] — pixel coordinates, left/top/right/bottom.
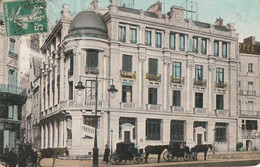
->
[[60, 54, 65, 100], [186, 61, 193, 113], [162, 118, 171, 145], [103, 53, 109, 107], [71, 113, 82, 146], [59, 119, 64, 147], [163, 58, 171, 111], [219, 41, 223, 58], [63, 118, 67, 147], [138, 53, 146, 109], [49, 67, 53, 108], [41, 124, 44, 149], [198, 37, 202, 54], [186, 120, 194, 146], [126, 25, 130, 43], [54, 51, 59, 105], [139, 25, 145, 44], [45, 75, 48, 110], [164, 30, 170, 49], [40, 74, 44, 111], [208, 65, 215, 115], [49, 121, 53, 147], [53, 120, 58, 147], [137, 118, 146, 149], [45, 123, 48, 148], [151, 29, 156, 47], [208, 38, 214, 56]]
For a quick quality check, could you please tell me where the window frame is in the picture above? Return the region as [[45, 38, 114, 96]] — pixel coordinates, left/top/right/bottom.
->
[[122, 85, 132, 103], [122, 55, 132, 72], [145, 30, 152, 46], [179, 34, 185, 51], [69, 81, 73, 100], [195, 65, 204, 81], [146, 119, 161, 140], [201, 38, 207, 55], [195, 93, 203, 108], [86, 50, 99, 68], [148, 88, 157, 105], [130, 27, 137, 44], [148, 58, 158, 75], [155, 31, 162, 48], [216, 95, 224, 110], [216, 68, 224, 83], [170, 120, 185, 142], [215, 123, 227, 142], [119, 25, 126, 42], [214, 41, 219, 56], [173, 90, 181, 107], [169, 32, 176, 50], [173, 62, 182, 78], [222, 42, 228, 58], [248, 63, 253, 73]]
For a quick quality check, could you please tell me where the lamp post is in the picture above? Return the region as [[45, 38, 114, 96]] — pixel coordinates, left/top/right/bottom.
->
[[75, 75, 117, 167], [213, 128, 215, 154]]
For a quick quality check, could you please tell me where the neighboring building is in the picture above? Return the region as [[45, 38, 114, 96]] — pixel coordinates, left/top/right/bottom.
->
[[0, 6, 27, 153], [29, 0, 239, 155], [238, 36, 260, 151]]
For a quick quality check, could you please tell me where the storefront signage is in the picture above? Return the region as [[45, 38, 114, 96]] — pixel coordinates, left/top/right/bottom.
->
[[239, 43, 260, 55]]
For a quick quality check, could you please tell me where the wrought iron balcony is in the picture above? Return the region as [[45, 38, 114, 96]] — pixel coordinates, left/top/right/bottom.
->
[[85, 67, 99, 75], [120, 70, 136, 80], [193, 79, 207, 87], [215, 82, 227, 89], [170, 76, 184, 84], [0, 84, 26, 96], [146, 73, 161, 82]]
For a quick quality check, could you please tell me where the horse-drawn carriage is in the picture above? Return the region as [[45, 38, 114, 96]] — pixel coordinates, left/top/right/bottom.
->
[[163, 141, 193, 162], [110, 142, 145, 165]]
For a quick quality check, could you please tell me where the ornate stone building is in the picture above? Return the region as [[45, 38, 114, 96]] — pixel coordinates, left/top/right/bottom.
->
[[0, 6, 27, 153], [30, 0, 239, 155], [238, 36, 260, 151]]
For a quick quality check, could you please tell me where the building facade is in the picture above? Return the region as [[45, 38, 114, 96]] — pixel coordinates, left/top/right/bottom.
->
[[29, 0, 240, 155], [0, 7, 27, 153], [238, 36, 260, 151]]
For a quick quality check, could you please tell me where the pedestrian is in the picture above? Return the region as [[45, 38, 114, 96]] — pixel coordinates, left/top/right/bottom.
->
[[31, 147, 38, 167], [7, 148, 18, 167], [4, 145, 9, 154], [103, 145, 110, 164]]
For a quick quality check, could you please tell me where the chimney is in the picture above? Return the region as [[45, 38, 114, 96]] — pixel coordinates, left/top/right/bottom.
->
[[91, 0, 99, 11], [215, 17, 224, 26], [244, 36, 256, 45], [147, 1, 162, 18], [111, 0, 118, 7], [169, 5, 184, 21]]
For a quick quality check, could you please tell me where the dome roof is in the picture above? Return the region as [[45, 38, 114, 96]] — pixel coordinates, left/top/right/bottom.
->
[[66, 11, 108, 40]]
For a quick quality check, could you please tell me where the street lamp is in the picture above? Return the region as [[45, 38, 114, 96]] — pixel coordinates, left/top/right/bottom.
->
[[75, 75, 117, 167]]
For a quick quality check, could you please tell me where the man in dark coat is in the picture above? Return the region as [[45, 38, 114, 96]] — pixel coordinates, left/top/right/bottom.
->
[[103, 145, 110, 164], [31, 147, 38, 167], [7, 148, 18, 167]]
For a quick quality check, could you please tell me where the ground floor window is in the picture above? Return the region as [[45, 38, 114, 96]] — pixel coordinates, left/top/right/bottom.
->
[[83, 116, 100, 128], [146, 119, 161, 140], [245, 120, 257, 130], [170, 120, 185, 141], [119, 117, 136, 139], [194, 121, 207, 142], [215, 123, 227, 142]]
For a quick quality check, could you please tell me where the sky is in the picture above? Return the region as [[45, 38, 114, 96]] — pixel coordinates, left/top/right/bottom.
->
[[47, 0, 260, 42]]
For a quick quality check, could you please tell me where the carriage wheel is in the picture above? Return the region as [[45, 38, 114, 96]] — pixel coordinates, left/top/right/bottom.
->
[[114, 155, 126, 165], [110, 154, 117, 165], [133, 154, 145, 164], [183, 153, 191, 161], [163, 151, 173, 162]]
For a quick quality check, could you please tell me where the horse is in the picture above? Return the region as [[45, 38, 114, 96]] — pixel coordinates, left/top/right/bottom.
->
[[144, 145, 168, 163], [191, 144, 212, 161], [38, 147, 69, 167]]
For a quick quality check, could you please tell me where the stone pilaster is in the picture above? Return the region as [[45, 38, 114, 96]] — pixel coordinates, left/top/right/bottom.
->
[[186, 57, 193, 113], [163, 56, 171, 111], [208, 64, 215, 115], [138, 48, 146, 109]]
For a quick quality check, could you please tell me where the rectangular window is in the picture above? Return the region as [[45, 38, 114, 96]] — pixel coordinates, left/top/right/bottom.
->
[[173, 90, 181, 106], [193, 37, 198, 53], [57, 75, 60, 102], [195, 65, 203, 81], [122, 85, 132, 103], [130, 28, 137, 44], [248, 101, 253, 111], [248, 63, 253, 73], [179, 34, 185, 51], [246, 120, 257, 130], [214, 41, 219, 56], [122, 55, 132, 72], [146, 119, 161, 140], [119, 117, 136, 139], [155, 32, 162, 48], [69, 81, 73, 100], [216, 68, 224, 83], [169, 33, 175, 49], [148, 88, 157, 104], [69, 53, 73, 75], [195, 93, 203, 108], [222, 42, 227, 58], [8, 68, 17, 86], [83, 116, 100, 128], [86, 50, 98, 67], [148, 58, 158, 75], [170, 120, 185, 142], [119, 26, 126, 42], [10, 38, 15, 53], [215, 123, 227, 142], [201, 38, 207, 55], [173, 62, 181, 78], [145, 30, 152, 46], [85, 81, 96, 99], [216, 95, 224, 110]]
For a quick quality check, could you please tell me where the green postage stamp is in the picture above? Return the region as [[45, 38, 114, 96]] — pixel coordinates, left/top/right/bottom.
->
[[3, 0, 48, 36]]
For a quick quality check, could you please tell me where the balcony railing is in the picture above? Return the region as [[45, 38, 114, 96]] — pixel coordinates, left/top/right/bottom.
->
[[0, 84, 26, 96], [146, 104, 162, 111], [86, 67, 99, 75], [170, 76, 184, 84], [215, 109, 229, 116], [247, 90, 256, 96], [240, 110, 260, 116], [194, 108, 207, 114], [171, 106, 185, 112], [215, 82, 227, 89], [120, 102, 136, 109], [193, 79, 207, 87], [9, 51, 18, 59], [120, 70, 136, 80], [146, 73, 161, 82]]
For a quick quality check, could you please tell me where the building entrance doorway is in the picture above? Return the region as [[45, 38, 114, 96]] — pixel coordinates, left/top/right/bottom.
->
[[124, 131, 130, 142], [197, 134, 202, 145], [246, 140, 251, 151]]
